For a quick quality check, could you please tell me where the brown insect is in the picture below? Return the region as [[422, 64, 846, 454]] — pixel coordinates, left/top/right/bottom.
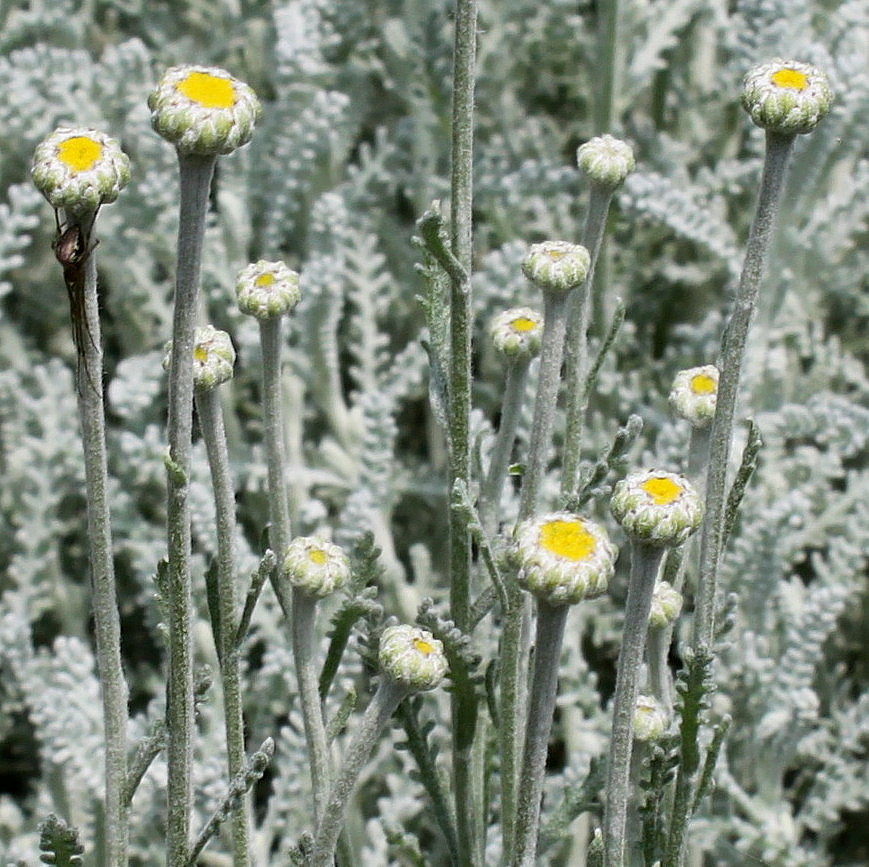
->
[[52, 209, 100, 391]]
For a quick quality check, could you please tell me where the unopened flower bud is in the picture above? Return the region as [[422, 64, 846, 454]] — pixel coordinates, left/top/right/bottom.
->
[[31, 127, 130, 216], [576, 134, 635, 190], [610, 470, 703, 547], [379, 625, 448, 692], [649, 581, 683, 628], [236, 260, 301, 319], [163, 325, 235, 390], [633, 695, 668, 742], [669, 365, 719, 429], [282, 537, 350, 598], [514, 512, 617, 606], [741, 60, 832, 136], [490, 307, 543, 360], [149, 65, 262, 155], [522, 241, 590, 295]]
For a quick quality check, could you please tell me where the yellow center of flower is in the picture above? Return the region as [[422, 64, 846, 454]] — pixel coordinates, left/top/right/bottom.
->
[[193, 345, 209, 363], [641, 477, 682, 505], [255, 272, 275, 287], [57, 136, 103, 172], [690, 373, 716, 395], [511, 316, 537, 333], [771, 68, 808, 91], [546, 248, 567, 260], [413, 637, 435, 655], [539, 519, 596, 561], [177, 72, 236, 108], [308, 549, 328, 566]]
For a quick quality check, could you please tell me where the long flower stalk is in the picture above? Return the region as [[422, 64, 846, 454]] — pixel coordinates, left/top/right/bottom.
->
[[195, 382, 249, 866], [164, 152, 217, 864], [74, 208, 129, 867], [693, 132, 794, 651], [448, 1, 479, 860]]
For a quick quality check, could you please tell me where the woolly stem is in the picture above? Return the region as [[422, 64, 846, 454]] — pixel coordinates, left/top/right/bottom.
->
[[71, 208, 129, 867], [449, 2, 479, 861], [511, 600, 570, 867], [603, 543, 664, 867], [292, 591, 331, 824], [562, 184, 616, 497], [693, 132, 795, 651], [195, 386, 249, 866], [518, 290, 570, 521], [258, 317, 293, 619], [311, 678, 409, 867], [165, 152, 216, 866], [479, 358, 531, 534]]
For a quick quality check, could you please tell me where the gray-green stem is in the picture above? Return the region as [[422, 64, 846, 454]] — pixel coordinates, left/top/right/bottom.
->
[[258, 317, 293, 619], [518, 290, 570, 521], [693, 132, 795, 652], [511, 600, 570, 867], [479, 358, 531, 534], [449, 2, 479, 861], [291, 590, 331, 824], [603, 542, 665, 867], [165, 152, 216, 867], [311, 677, 409, 867], [71, 208, 129, 867], [562, 184, 616, 497], [195, 385, 249, 866]]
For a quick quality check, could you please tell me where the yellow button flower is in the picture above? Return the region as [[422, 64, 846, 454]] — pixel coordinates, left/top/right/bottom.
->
[[741, 60, 832, 135]]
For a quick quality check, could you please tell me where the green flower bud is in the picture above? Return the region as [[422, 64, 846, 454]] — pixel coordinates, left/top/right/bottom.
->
[[379, 625, 448, 692], [31, 127, 130, 216], [576, 134, 635, 190], [668, 365, 719, 429], [649, 580, 683, 628], [522, 241, 590, 295], [610, 470, 703, 548], [490, 307, 543, 360], [281, 537, 351, 598], [514, 512, 617, 606], [148, 65, 262, 155], [741, 60, 832, 135], [163, 325, 235, 390], [236, 260, 301, 319], [633, 695, 668, 742]]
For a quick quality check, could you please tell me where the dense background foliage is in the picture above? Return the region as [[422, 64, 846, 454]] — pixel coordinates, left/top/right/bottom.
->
[[0, 1, 866, 864]]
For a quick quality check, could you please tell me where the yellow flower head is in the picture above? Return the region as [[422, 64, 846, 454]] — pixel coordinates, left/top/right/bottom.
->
[[379, 624, 448, 692], [148, 65, 262, 155], [236, 260, 301, 319], [31, 127, 130, 215], [669, 364, 719, 428], [741, 60, 832, 135], [522, 241, 591, 294], [490, 307, 544, 359], [514, 512, 617, 606], [610, 469, 703, 547], [281, 536, 351, 598], [163, 324, 235, 390]]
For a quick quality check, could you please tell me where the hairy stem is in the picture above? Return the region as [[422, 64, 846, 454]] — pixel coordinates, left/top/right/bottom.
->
[[604, 543, 664, 867], [449, 2, 479, 861], [292, 591, 331, 824], [311, 678, 409, 867], [71, 208, 128, 867], [258, 317, 293, 618], [511, 601, 570, 867], [562, 184, 616, 497], [693, 132, 795, 651], [195, 386, 249, 866], [479, 358, 531, 534], [165, 152, 216, 866]]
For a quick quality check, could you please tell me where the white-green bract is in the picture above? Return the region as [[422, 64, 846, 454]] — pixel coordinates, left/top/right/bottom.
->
[[521, 240, 591, 294], [163, 325, 236, 391], [378, 624, 447, 692], [281, 537, 350, 598], [741, 60, 833, 135], [236, 260, 301, 319], [31, 127, 130, 214]]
